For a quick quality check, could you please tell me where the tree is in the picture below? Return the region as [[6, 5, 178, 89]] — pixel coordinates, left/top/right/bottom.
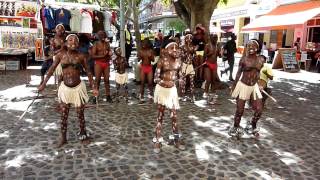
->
[[167, 19, 187, 33], [173, 0, 227, 32]]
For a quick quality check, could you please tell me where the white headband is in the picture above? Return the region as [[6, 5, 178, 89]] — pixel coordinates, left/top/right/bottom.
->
[[250, 39, 260, 48], [55, 24, 65, 30], [66, 34, 79, 42], [165, 42, 178, 49]]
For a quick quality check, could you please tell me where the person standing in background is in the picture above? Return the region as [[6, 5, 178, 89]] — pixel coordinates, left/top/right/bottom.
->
[[125, 24, 133, 68], [221, 33, 237, 81]]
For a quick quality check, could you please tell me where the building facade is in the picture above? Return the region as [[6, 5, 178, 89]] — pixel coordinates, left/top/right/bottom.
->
[[139, 0, 180, 35]]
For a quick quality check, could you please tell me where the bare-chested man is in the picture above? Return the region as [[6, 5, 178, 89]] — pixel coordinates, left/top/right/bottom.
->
[[229, 39, 264, 138], [113, 47, 129, 102], [137, 39, 154, 103], [92, 30, 113, 102], [203, 34, 221, 104], [153, 39, 185, 153], [53, 24, 66, 85], [179, 34, 196, 102], [38, 34, 98, 147]]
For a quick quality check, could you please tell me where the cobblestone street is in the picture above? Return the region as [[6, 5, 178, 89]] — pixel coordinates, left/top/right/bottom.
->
[[0, 61, 320, 179]]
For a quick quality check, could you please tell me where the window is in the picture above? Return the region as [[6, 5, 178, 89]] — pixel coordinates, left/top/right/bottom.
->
[[270, 30, 277, 43]]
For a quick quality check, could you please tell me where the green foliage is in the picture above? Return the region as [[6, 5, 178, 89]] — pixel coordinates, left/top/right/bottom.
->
[[167, 19, 186, 33], [161, 0, 171, 7]]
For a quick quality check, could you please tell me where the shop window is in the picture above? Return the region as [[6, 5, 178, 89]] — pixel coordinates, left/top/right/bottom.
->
[[307, 19, 315, 26], [308, 27, 320, 43], [270, 30, 277, 43]]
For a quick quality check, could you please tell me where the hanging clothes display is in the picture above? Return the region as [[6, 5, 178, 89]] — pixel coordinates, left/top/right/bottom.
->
[[70, 8, 81, 32], [92, 10, 105, 33], [55, 8, 71, 31], [44, 6, 55, 31], [80, 9, 93, 34]]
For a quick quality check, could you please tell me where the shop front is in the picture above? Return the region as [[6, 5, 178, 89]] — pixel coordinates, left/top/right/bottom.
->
[[0, 0, 38, 73], [241, 1, 320, 71]]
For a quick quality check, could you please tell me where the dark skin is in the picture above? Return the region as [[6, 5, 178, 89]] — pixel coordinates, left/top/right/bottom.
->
[[180, 34, 195, 99], [137, 39, 154, 99], [53, 25, 66, 84], [38, 35, 98, 148], [113, 47, 129, 100], [231, 41, 264, 131], [194, 28, 206, 82], [92, 31, 113, 97], [204, 34, 221, 94], [154, 42, 184, 151]]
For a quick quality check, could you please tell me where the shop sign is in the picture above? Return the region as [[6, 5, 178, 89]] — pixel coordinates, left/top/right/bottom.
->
[[212, 9, 248, 20], [220, 19, 235, 26]]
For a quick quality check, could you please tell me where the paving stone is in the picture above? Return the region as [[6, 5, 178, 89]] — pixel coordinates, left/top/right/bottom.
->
[[0, 68, 319, 179]]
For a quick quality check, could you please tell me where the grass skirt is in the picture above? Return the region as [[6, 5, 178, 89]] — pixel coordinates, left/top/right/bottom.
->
[[115, 72, 128, 85], [154, 84, 180, 109], [231, 81, 262, 100], [58, 81, 89, 107]]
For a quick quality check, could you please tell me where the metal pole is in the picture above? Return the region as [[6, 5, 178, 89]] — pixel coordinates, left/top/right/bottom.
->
[[120, 0, 126, 57]]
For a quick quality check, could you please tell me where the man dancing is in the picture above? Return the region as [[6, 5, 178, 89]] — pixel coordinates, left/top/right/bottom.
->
[[92, 30, 113, 102], [113, 47, 129, 102], [52, 24, 66, 85], [153, 39, 185, 153], [38, 34, 98, 147], [203, 34, 221, 104], [137, 39, 155, 103], [179, 34, 196, 102]]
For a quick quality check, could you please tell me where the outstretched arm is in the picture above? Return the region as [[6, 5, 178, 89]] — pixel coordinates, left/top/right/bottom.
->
[[38, 54, 62, 91]]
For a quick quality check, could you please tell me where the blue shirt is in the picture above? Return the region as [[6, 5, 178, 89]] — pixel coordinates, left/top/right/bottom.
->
[[44, 7, 55, 30], [55, 8, 71, 27]]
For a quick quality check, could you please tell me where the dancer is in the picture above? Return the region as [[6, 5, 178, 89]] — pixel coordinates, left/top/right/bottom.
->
[[179, 34, 196, 102], [52, 24, 66, 85], [229, 39, 264, 138], [92, 30, 113, 102], [113, 47, 129, 102], [192, 24, 206, 86], [137, 39, 155, 103], [38, 34, 98, 147], [203, 34, 221, 104], [153, 39, 185, 153]]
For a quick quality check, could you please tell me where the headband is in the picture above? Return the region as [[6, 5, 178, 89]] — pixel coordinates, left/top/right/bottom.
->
[[55, 24, 65, 30], [250, 39, 260, 48], [165, 42, 178, 49], [66, 34, 79, 42]]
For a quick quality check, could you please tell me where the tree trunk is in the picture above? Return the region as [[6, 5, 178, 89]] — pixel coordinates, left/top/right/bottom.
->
[[132, 3, 141, 52], [174, 0, 220, 32]]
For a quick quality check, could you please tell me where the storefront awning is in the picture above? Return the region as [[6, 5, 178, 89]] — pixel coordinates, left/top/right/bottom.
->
[[241, 1, 320, 32]]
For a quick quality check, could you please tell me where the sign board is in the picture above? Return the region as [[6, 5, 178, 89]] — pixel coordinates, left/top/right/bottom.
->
[[272, 48, 300, 72]]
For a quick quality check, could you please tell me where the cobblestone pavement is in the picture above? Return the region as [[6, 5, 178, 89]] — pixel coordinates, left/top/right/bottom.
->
[[0, 61, 320, 180]]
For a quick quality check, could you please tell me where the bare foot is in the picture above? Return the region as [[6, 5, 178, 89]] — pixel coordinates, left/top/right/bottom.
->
[[153, 142, 161, 154]]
